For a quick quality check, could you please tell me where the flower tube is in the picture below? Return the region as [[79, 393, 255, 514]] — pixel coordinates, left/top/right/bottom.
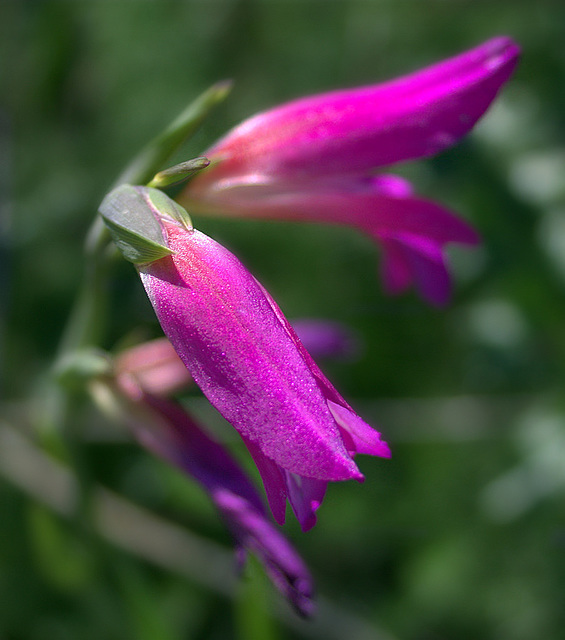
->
[[100, 185, 390, 531], [179, 37, 520, 305]]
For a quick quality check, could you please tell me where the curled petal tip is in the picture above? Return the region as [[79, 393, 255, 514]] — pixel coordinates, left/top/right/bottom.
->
[[483, 36, 521, 66]]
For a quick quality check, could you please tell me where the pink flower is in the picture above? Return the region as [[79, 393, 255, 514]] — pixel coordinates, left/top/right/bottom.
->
[[115, 337, 193, 396], [122, 188, 390, 531], [179, 37, 520, 305]]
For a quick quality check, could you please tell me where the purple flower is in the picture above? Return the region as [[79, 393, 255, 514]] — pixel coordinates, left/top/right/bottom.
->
[[116, 369, 315, 616], [179, 37, 520, 305], [291, 319, 360, 361], [136, 211, 390, 531]]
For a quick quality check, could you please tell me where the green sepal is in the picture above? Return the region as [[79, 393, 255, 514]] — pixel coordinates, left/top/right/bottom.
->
[[147, 157, 210, 189], [99, 185, 174, 264]]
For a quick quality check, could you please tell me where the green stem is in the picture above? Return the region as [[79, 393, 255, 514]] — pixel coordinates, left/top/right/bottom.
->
[[42, 80, 232, 535], [57, 253, 112, 359]]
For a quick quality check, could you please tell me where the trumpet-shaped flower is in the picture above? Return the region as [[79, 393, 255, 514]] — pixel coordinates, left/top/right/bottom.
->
[[112, 366, 315, 616], [139, 220, 390, 529], [101, 185, 391, 531], [179, 37, 520, 305]]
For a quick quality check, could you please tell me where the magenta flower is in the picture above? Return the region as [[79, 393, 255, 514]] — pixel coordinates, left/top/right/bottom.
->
[[120, 192, 390, 531], [291, 319, 360, 361], [115, 368, 315, 616], [179, 37, 520, 305]]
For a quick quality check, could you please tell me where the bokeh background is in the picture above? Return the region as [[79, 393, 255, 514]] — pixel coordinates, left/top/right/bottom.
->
[[2, 2, 565, 639]]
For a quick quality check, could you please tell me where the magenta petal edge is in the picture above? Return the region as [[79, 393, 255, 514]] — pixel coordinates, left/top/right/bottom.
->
[[179, 37, 520, 305]]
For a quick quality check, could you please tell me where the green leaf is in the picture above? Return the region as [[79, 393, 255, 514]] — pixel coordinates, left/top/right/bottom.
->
[[98, 185, 173, 264], [28, 505, 94, 590]]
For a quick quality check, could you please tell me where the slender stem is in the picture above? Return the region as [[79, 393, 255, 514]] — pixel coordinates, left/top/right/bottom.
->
[[57, 251, 112, 360], [41, 80, 232, 542]]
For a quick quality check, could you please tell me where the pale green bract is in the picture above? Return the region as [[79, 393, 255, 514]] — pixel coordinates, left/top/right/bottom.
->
[[99, 185, 192, 265], [146, 157, 210, 189]]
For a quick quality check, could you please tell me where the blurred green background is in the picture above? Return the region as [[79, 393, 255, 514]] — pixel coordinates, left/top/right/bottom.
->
[[2, 1, 565, 639]]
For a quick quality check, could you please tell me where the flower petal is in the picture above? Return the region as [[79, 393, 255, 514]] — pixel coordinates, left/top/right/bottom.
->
[[291, 319, 360, 361], [380, 234, 452, 306], [139, 222, 363, 481], [239, 186, 472, 304], [327, 401, 391, 458], [284, 472, 327, 533], [380, 236, 413, 295], [118, 373, 265, 511], [214, 491, 315, 617], [201, 185, 479, 245], [115, 338, 193, 396], [242, 435, 288, 526], [184, 36, 520, 192], [258, 281, 391, 459], [243, 434, 328, 532]]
